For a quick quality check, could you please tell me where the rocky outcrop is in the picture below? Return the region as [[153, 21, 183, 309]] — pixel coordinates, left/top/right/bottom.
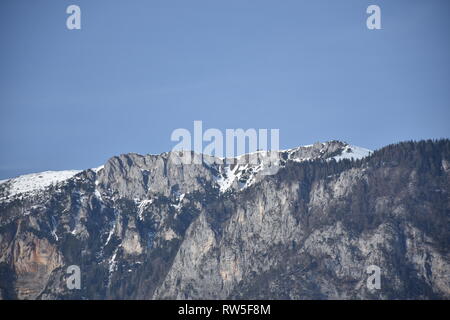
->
[[0, 140, 448, 299]]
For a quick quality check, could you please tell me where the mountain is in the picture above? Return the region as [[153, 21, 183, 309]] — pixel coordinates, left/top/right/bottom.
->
[[0, 140, 448, 300]]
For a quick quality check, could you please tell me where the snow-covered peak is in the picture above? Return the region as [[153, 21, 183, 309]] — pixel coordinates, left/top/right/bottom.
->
[[284, 141, 372, 163], [0, 170, 81, 199], [332, 144, 372, 161]]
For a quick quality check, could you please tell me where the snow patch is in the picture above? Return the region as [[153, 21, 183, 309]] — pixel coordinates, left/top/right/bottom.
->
[[215, 165, 240, 193], [92, 165, 104, 173], [171, 193, 185, 211], [333, 145, 372, 161], [108, 248, 119, 286], [137, 199, 153, 220], [1, 170, 81, 198]]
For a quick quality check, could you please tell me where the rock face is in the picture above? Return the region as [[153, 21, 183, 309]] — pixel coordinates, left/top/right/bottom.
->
[[0, 140, 448, 300]]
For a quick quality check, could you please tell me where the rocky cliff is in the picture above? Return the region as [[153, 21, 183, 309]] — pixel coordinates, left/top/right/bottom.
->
[[0, 140, 448, 300]]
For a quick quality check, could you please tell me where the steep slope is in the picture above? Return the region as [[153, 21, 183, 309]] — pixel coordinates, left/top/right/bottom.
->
[[0, 140, 448, 300]]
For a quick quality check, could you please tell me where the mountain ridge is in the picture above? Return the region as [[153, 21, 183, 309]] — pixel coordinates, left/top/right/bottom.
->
[[0, 140, 370, 202], [0, 139, 448, 300]]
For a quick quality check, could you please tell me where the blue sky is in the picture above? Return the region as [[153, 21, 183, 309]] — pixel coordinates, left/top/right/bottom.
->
[[1, 0, 449, 179]]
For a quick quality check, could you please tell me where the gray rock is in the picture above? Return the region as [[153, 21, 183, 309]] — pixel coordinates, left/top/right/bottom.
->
[[0, 140, 448, 300]]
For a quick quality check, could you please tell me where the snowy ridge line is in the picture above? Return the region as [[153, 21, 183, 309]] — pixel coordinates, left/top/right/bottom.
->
[[202, 142, 371, 163], [0, 142, 372, 198], [332, 145, 372, 161], [0, 170, 82, 199], [0, 163, 108, 199], [212, 142, 372, 193]]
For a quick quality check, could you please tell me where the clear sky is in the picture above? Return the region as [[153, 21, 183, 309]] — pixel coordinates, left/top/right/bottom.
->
[[1, 0, 449, 179]]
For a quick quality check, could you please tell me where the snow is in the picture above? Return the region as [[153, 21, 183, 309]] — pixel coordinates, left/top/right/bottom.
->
[[215, 165, 241, 193], [51, 215, 59, 241], [108, 248, 119, 286], [93, 165, 104, 187], [212, 142, 371, 193], [105, 222, 115, 246], [92, 165, 104, 173], [0, 142, 371, 202], [214, 162, 265, 193], [137, 199, 153, 220], [333, 145, 372, 161], [171, 193, 185, 211], [1, 170, 81, 198], [279, 143, 314, 153], [94, 189, 103, 201]]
